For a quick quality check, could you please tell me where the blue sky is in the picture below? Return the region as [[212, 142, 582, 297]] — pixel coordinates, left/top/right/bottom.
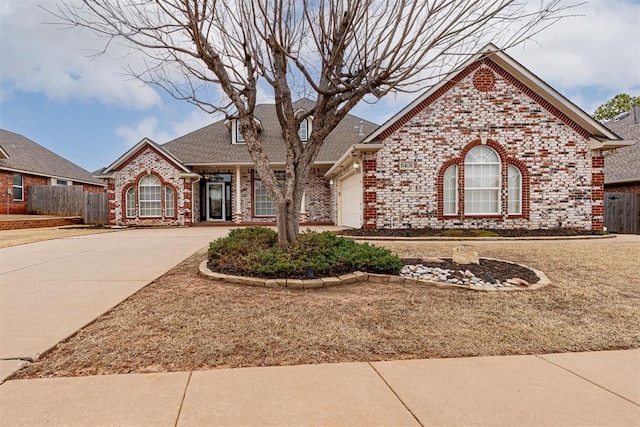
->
[[1, 0, 639, 173]]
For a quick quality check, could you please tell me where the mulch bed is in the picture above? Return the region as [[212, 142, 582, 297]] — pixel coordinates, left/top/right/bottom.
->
[[341, 228, 605, 238]]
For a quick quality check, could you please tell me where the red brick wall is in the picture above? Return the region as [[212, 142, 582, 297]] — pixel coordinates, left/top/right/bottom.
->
[[605, 182, 640, 193], [0, 171, 48, 214]]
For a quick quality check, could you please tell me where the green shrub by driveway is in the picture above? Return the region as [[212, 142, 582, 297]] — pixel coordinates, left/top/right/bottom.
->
[[208, 227, 403, 279]]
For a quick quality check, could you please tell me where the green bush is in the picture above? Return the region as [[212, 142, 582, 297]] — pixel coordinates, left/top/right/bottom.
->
[[208, 227, 403, 279]]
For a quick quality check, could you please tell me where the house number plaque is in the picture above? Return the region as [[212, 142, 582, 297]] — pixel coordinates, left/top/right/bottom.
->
[[399, 160, 414, 170]]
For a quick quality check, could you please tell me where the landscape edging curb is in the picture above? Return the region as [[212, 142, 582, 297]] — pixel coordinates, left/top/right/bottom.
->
[[199, 259, 552, 292]]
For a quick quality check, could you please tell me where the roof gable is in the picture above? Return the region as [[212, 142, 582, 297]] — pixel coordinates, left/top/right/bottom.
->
[[0, 129, 104, 186], [101, 138, 191, 174], [364, 44, 623, 146], [162, 98, 378, 165]]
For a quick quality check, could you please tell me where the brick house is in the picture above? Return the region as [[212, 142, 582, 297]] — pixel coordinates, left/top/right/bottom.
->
[[95, 99, 377, 226], [99, 44, 630, 230], [0, 129, 105, 214], [325, 45, 631, 231]]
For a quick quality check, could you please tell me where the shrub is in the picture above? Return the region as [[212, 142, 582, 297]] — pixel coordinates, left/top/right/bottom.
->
[[208, 227, 403, 279]]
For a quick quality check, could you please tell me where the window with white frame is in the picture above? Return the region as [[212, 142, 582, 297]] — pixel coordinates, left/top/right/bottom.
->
[[464, 146, 500, 215], [164, 186, 175, 217], [443, 165, 458, 215], [235, 120, 245, 143], [12, 173, 23, 200], [125, 187, 136, 218], [298, 119, 308, 142], [138, 175, 162, 217], [508, 165, 522, 215], [254, 171, 285, 217], [55, 179, 69, 186]]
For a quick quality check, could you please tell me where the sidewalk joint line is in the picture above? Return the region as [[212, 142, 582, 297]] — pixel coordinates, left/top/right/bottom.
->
[[368, 362, 424, 426], [0, 250, 89, 276], [174, 371, 193, 427], [535, 354, 640, 408], [1, 357, 34, 362]]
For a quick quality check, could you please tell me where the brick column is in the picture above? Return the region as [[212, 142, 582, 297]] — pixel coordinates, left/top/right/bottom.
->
[[591, 155, 604, 230], [107, 179, 116, 225], [362, 156, 377, 229], [183, 180, 192, 225]]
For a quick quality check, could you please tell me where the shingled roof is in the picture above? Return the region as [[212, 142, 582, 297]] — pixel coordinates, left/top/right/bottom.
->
[[0, 129, 104, 186], [162, 99, 378, 165], [604, 106, 640, 184]]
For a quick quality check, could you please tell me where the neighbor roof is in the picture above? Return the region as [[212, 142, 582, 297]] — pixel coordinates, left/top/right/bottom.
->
[[162, 99, 378, 165], [0, 129, 104, 186], [604, 106, 640, 184]]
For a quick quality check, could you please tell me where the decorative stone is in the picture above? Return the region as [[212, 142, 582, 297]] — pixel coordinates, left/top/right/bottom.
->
[[422, 256, 445, 263], [338, 273, 358, 285], [464, 270, 475, 278], [242, 277, 266, 287], [265, 279, 285, 288], [452, 244, 480, 265], [506, 278, 531, 287], [482, 273, 496, 284]]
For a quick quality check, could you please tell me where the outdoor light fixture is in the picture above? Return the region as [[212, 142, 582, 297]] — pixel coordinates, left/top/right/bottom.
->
[[329, 178, 334, 185]]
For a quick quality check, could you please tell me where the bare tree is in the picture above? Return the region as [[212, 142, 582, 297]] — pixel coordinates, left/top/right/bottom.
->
[[54, 0, 576, 243]]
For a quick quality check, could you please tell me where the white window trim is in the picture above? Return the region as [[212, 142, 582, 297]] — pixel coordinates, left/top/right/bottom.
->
[[12, 173, 24, 201], [443, 164, 458, 215], [138, 175, 162, 218], [233, 119, 245, 144], [125, 187, 136, 218], [464, 146, 501, 215], [508, 165, 522, 215], [164, 186, 175, 218], [298, 118, 309, 142], [253, 171, 285, 217]]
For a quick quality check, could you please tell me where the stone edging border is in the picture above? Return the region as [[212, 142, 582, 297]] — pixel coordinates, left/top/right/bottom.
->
[[199, 258, 552, 292]]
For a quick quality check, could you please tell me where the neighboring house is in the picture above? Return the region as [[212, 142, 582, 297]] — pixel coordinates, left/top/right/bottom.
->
[[98, 44, 629, 230], [0, 129, 106, 214], [603, 106, 640, 193]]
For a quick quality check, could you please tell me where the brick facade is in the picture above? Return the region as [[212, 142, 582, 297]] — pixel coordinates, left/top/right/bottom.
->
[[108, 146, 193, 226], [0, 170, 103, 214], [367, 60, 598, 231]]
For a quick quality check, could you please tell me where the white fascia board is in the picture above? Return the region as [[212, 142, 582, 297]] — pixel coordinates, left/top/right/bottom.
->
[[324, 143, 384, 178]]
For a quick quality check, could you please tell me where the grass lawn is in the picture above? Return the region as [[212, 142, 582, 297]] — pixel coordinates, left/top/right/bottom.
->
[[15, 236, 640, 378]]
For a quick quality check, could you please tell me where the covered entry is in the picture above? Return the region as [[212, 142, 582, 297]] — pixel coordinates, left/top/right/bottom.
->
[[201, 173, 232, 221], [339, 171, 362, 228]]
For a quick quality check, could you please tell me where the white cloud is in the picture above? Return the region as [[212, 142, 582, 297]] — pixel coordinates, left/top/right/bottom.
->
[[507, 0, 640, 100], [116, 109, 214, 147], [0, 0, 161, 109]]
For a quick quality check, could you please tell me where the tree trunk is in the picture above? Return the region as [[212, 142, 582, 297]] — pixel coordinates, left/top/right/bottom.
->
[[275, 180, 304, 244]]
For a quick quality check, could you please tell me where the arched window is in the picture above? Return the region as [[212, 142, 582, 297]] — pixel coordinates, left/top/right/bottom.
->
[[508, 165, 522, 215], [443, 165, 458, 215], [139, 175, 161, 217], [164, 186, 175, 218], [464, 146, 500, 214], [125, 187, 136, 218]]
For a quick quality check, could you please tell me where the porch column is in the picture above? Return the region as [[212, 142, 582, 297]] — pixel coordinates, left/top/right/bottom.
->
[[300, 190, 309, 223], [234, 166, 242, 223]]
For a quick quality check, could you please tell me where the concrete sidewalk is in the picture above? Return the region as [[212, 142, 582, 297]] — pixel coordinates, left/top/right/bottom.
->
[[0, 349, 638, 426], [0, 227, 232, 380]]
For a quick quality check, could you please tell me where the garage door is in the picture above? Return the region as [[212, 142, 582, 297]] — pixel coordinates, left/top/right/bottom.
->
[[339, 172, 362, 228]]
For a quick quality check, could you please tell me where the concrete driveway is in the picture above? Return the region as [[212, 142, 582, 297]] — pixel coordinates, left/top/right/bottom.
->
[[0, 227, 232, 380]]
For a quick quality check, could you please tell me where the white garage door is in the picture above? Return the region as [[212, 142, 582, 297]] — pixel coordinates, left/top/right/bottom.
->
[[339, 172, 362, 228]]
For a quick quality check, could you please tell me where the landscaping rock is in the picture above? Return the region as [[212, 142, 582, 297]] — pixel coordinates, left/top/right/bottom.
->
[[506, 278, 530, 287], [482, 273, 496, 284], [452, 244, 480, 265]]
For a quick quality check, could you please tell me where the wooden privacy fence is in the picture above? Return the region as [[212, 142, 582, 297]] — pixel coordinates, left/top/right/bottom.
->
[[604, 192, 640, 234], [27, 186, 108, 225]]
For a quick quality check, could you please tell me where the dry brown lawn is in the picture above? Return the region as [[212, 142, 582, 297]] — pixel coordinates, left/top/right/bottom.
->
[[15, 236, 640, 379], [0, 227, 114, 249]]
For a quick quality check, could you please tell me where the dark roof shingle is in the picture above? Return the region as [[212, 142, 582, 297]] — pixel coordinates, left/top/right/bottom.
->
[[604, 106, 640, 184], [0, 129, 104, 186], [162, 99, 378, 165]]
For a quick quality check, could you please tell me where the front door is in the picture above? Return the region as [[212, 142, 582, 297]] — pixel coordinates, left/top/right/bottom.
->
[[206, 182, 225, 221]]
